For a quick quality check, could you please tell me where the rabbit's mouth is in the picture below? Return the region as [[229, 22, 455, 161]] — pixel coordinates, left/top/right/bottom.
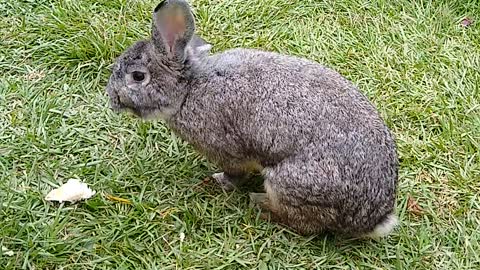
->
[[110, 99, 164, 119], [109, 94, 143, 117], [107, 93, 131, 114], [123, 107, 144, 117], [106, 84, 176, 120], [110, 101, 146, 118], [106, 84, 139, 115]]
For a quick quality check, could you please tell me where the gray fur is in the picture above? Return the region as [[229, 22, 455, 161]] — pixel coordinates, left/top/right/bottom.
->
[[106, 0, 398, 237]]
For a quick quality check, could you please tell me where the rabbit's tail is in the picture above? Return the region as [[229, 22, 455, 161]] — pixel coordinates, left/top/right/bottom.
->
[[364, 213, 398, 238]]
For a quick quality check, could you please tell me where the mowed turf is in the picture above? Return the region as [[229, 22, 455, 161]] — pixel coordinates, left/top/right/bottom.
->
[[1, 0, 479, 269]]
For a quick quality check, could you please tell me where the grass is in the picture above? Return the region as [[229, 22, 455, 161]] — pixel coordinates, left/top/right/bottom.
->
[[1, 0, 479, 268]]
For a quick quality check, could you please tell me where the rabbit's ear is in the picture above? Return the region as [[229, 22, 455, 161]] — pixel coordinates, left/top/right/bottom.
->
[[152, 0, 195, 62]]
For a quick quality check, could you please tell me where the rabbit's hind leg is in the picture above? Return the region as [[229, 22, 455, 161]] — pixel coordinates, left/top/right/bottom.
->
[[212, 171, 249, 191], [251, 179, 336, 235], [249, 160, 338, 235]]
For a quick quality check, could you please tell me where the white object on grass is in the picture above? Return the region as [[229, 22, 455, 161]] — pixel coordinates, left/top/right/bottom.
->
[[45, 179, 96, 203], [179, 232, 185, 242], [2, 246, 14, 257]]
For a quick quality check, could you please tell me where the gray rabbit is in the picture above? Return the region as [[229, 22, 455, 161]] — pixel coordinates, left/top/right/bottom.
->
[[106, 0, 398, 238]]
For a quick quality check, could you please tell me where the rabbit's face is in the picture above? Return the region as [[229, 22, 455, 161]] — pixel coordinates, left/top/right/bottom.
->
[[106, 0, 197, 119], [106, 40, 185, 119]]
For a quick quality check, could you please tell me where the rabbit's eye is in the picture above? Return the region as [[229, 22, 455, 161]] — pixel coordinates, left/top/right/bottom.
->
[[132, 71, 145, 82]]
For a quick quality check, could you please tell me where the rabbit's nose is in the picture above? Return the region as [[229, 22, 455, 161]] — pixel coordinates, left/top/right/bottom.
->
[[118, 93, 135, 108], [105, 87, 119, 109], [109, 96, 122, 112]]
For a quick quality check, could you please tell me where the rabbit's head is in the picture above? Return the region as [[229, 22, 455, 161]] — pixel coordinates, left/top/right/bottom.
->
[[106, 0, 208, 119]]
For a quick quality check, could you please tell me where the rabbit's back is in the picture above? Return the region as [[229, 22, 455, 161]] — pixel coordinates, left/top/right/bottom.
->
[[180, 48, 394, 163]]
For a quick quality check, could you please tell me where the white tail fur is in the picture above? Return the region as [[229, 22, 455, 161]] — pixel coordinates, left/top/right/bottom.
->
[[364, 214, 398, 238]]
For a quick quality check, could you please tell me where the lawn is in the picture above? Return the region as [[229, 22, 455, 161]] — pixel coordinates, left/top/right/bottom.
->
[[1, 0, 479, 269]]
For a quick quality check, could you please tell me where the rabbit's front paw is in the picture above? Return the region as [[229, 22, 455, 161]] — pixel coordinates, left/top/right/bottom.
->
[[211, 172, 236, 191]]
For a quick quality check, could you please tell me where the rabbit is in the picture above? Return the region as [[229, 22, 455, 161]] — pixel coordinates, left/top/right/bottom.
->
[[106, 0, 399, 238]]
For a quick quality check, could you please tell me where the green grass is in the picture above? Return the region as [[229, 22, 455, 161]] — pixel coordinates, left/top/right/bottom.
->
[[1, 0, 479, 268]]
